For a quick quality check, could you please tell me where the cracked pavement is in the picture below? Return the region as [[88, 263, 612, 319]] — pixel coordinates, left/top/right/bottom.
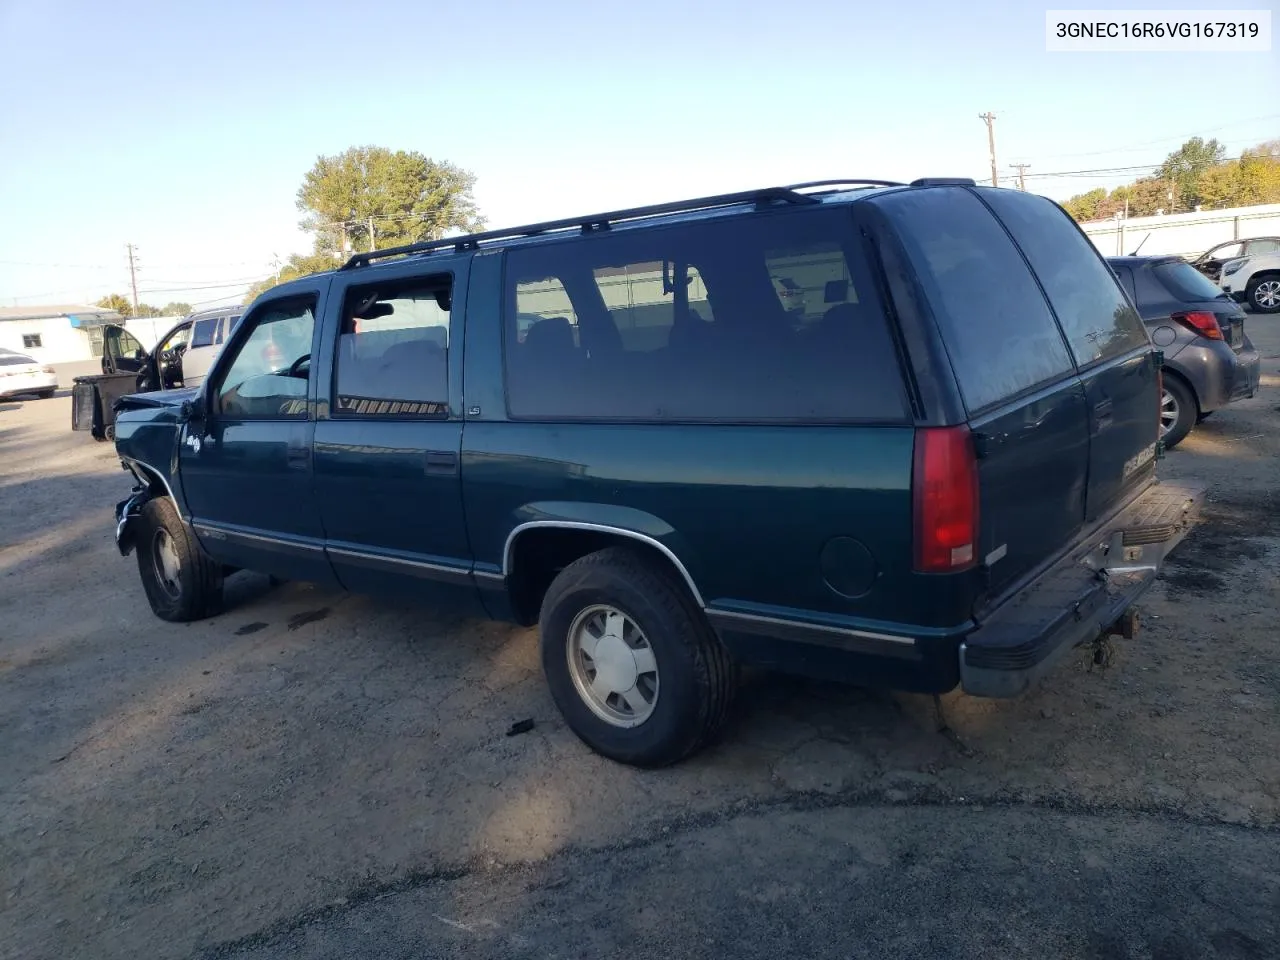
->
[[2, 319, 1280, 960]]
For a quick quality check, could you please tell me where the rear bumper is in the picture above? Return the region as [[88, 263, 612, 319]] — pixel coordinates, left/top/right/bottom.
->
[[959, 479, 1206, 698], [1167, 340, 1260, 411]]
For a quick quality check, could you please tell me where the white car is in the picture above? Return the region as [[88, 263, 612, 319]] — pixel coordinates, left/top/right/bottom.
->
[[1221, 251, 1280, 314], [0, 348, 58, 400]]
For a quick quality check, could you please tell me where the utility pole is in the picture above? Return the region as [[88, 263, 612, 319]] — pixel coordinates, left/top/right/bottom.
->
[[1012, 163, 1030, 191], [368, 216, 376, 253], [979, 112, 998, 187], [270, 253, 282, 282], [126, 243, 140, 317]]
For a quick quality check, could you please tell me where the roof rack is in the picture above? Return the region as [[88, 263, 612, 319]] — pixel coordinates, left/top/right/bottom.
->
[[341, 185, 820, 270], [785, 179, 905, 191]]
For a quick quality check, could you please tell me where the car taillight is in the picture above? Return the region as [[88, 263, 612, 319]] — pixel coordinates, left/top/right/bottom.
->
[[1171, 310, 1223, 340], [913, 425, 979, 574]]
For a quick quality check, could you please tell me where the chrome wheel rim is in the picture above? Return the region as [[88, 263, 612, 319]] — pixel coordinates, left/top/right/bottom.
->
[[152, 529, 182, 599], [566, 604, 659, 728], [1160, 388, 1179, 436], [1255, 280, 1280, 309]]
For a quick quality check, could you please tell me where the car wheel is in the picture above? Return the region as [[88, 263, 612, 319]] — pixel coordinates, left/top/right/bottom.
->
[[104, 424, 115, 441], [1247, 275, 1280, 314], [1160, 375, 1197, 449], [37, 388, 56, 399], [539, 546, 737, 767], [136, 497, 224, 622]]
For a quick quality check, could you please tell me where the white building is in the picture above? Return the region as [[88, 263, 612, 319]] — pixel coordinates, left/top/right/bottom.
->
[[1080, 203, 1280, 259], [0, 304, 122, 363]]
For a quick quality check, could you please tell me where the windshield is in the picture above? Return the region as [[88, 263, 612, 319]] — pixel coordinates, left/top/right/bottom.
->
[[1153, 260, 1228, 302]]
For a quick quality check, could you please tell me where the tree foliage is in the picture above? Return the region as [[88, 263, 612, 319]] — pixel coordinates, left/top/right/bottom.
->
[[242, 146, 486, 303], [1063, 137, 1280, 222], [242, 252, 344, 304], [97, 293, 133, 318], [297, 146, 485, 255]]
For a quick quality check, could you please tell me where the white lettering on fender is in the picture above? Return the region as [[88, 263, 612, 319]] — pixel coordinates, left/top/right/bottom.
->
[[184, 432, 202, 453], [1123, 442, 1157, 480]]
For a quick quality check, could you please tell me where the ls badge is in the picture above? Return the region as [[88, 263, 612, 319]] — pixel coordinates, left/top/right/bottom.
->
[[184, 432, 202, 453]]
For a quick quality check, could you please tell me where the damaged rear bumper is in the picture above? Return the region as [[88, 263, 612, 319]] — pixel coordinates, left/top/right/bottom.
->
[[959, 479, 1207, 698]]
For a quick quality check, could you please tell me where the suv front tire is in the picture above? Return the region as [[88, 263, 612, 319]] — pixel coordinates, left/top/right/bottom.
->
[[539, 546, 737, 767], [136, 497, 224, 622]]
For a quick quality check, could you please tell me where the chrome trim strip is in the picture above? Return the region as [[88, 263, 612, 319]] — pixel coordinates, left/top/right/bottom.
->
[[121, 457, 185, 520], [326, 544, 472, 583], [472, 569, 507, 584], [192, 521, 327, 555], [707, 607, 916, 645], [502, 520, 705, 608]]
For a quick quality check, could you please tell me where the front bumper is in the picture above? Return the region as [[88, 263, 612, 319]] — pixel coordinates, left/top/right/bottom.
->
[[115, 488, 150, 557], [960, 479, 1206, 698]]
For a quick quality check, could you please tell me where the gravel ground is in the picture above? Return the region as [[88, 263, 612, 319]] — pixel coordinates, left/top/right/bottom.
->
[[2, 318, 1279, 960]]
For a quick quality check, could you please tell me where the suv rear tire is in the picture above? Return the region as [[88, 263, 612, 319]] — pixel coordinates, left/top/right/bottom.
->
[[539, 546, 737, 767], [1160, 375, 1197, 449], [1246, 274, 1280, 314], [136, 497, 224, 622]]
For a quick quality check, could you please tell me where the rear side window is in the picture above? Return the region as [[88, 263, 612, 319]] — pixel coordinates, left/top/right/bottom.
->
[[1153, 260, 1231, 303], [981, 190, 1148, 367], [502, 209, 909, 422], [875, 187, 1074, 412], [333, 276, 451, 417], [190, 317, 219, 348]]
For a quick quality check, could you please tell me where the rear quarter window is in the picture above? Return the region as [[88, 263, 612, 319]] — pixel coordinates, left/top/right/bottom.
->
[[873, 187, 1074, 413], [1153, 260, 1232, 302], [980, 190, 1148, 367], [502, 208, 910, 423]]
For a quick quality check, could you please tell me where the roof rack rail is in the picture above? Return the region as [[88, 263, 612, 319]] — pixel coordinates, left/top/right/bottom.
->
[[341, 186, 819, 270], [785, 179, 905, 191], [909, 177, 977, 187]]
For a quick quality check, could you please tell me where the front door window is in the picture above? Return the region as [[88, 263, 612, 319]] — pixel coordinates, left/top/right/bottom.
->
[[214, 298, 316, 419]]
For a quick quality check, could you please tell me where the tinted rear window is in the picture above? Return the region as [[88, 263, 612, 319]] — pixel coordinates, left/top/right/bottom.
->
[[191, 317, 220, 348], [0, 355, 34, 366], [874, 187, 1074, 412], [1153, 260, 1230, 303], [981, 190, 1148, 367], [502, 209, 909, 422]]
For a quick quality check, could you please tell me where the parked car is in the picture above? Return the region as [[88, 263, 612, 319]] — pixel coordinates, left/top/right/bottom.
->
[[1219, 249, 1280, 315], [109, 180, 1205, 768], [1108, 256, 1262, 447], [1188, 236, 1280, 284], [0, 348, 58, 400], [101, 305, 243, 391]]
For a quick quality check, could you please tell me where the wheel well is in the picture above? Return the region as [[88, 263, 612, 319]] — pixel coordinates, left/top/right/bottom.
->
[[1162, 367, 1199, 415], [1248, 269, 1280, 281], [507, 528, 693, 626]]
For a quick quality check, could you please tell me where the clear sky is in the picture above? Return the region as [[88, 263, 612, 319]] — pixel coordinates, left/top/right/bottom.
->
[[1, 0, 1276, 309]]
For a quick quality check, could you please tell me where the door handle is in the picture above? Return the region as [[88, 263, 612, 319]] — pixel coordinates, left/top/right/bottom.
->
[[1093, 398, 1114, 430], [424, 450, 459, 475]]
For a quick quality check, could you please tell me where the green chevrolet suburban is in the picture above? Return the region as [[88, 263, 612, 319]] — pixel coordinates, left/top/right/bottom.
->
[[110, 179, 1205, 766]]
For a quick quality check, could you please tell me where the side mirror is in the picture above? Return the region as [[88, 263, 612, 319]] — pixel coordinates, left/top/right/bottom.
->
[[179, 394, 205, 423]]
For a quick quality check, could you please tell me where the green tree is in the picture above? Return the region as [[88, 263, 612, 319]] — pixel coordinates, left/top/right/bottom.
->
[[1062, 187, 1107, 221], [1158, 137, 1226, 211], [242, 252, 344, 303], [97, 293, 133, 318], [161, 301, 192, 317], [297, 146, 485, 255]]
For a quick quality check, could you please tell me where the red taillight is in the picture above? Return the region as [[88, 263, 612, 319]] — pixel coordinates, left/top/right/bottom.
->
[[1171, 310, 1223, 340], [913, 425, 979, 574]]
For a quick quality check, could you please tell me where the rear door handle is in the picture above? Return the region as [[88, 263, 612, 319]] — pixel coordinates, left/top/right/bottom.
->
[[424, 450, 459, 475], [1093, 398, 1114, 429], [287, 444, 310, 468]]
